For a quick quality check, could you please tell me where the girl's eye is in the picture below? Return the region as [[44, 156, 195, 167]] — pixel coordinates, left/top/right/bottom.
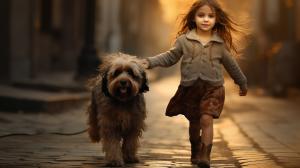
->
[[197, 13, 205, 17], [209, 14, 215, 18]]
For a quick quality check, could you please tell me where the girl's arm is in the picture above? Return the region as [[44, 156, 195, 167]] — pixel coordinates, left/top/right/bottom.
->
[[145, 38, 183, 69], [221, 49, 248, 95]]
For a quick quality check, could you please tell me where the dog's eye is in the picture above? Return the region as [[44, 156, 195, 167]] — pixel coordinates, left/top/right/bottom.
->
[[127, 69, 137, 78], [113, 69, 122, 77]]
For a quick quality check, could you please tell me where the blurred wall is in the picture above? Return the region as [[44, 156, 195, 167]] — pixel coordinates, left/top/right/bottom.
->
[[1, 0, 170, 83], [31, 0, 85, 74], [242, 0, 300, 94], [1, 0, 86, 82], [95, 0, 122, 53], [297, 1, 300, 41], [9, 0, 32, 81], [0, 0, 10, 81], [95, 0, 167, 57]]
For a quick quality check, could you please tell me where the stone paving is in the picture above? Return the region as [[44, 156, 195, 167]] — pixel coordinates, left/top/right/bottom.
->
[[225, 84, 300, 168], [0, 76, 300, 167]]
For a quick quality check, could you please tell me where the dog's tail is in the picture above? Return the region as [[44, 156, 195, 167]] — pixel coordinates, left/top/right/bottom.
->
[[87, 91, 101, 143]]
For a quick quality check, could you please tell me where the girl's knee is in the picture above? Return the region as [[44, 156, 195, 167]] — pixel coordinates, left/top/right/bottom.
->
[[200, 115, 213, 128]]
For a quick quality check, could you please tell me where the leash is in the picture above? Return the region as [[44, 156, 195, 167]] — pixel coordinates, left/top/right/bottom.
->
[[0, 129, 88, 139]]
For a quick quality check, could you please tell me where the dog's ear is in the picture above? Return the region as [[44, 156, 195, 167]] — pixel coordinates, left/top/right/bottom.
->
[[139, 71, 149, 93], [101, 72, 110, 97]]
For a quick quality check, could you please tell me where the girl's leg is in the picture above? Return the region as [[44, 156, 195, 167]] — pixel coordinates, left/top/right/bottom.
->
[[189, 119, 202, 164], [198, 114, 213, 168], [189, 119, 201, 142], [200, 114, 213, 144]]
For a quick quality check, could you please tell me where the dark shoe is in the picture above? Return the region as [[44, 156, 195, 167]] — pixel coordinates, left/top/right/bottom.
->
[[197, 143, 212, 168], [190, 136, 201, 164]]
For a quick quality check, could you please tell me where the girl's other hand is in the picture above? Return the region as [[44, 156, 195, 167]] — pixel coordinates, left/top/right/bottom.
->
[[140, 59, 150, 69], [239, 87, 248, 96]]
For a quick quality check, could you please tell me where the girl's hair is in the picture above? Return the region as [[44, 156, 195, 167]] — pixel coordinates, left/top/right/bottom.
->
[[178, 0, 245, 54]]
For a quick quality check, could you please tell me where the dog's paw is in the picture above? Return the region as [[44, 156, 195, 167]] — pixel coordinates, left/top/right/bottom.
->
[[105, 160, 124, 167], [124, 156, 140, 164]]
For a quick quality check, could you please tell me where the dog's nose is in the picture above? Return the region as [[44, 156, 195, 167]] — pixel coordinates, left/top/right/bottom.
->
[[120, 80, 128, 86]]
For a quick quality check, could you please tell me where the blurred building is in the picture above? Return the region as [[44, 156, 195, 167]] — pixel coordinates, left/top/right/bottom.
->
[[96, 0, 166, 56], [0, 0, 165, 83], [0, 0, 87, 82], [243, 0, 300, 96]]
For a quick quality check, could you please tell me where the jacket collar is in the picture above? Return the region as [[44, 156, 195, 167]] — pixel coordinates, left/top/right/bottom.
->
[[186, 29, 224, 44]]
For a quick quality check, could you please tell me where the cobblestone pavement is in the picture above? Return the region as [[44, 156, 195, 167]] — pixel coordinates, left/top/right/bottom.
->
[[0, 76, 300, 167]]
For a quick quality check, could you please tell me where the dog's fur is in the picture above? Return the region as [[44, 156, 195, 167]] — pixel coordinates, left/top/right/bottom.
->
[[87, 53, 149, 166]]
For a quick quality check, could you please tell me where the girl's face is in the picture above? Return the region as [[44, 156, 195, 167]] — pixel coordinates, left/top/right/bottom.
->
[[194, 5, 216, 33]]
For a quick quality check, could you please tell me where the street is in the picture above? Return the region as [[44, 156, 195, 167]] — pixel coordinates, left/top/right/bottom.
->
[[0, 75, 300, 168]]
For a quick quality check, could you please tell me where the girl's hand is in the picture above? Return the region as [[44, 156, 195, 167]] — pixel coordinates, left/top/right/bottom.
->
[[239, 86, 248, 96], [140, 59, 150, 69]]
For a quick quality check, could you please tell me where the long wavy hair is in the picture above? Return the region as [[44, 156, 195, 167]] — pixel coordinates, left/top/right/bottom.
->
[[178, 0, 246, 54]]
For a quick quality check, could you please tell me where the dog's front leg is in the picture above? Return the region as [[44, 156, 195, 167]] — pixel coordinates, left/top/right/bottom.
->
[[122, 132, 140, 164], [102, 136, 124, 167]]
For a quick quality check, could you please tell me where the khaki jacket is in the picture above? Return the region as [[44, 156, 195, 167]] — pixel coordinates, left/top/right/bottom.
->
[[147, 29, 247, 89]]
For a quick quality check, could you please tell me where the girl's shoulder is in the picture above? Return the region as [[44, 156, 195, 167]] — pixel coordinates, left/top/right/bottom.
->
[[176, 34, 186, 41], [175, 33, 189, 45]]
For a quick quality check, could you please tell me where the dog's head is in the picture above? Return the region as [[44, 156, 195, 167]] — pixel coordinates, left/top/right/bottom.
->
[[99, 53, 149, 102]]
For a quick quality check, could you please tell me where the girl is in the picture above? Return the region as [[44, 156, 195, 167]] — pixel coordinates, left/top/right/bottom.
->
[[142, 0, 247, 167]]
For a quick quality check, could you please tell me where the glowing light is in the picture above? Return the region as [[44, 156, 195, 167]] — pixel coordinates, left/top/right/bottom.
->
[[285, 0, 294, 8], [158, 0, 196, 24]]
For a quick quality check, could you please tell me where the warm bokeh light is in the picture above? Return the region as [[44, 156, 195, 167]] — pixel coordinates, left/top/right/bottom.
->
[[158, 0, 196, 24], [158, 0, 196, 38]]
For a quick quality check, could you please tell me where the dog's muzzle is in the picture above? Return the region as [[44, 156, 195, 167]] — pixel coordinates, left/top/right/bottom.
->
[[118, 80, 131, 94], [113, 80, 135, 100]]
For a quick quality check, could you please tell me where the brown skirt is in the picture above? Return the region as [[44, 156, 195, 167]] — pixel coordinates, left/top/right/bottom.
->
[[165, 79, 225, 120]]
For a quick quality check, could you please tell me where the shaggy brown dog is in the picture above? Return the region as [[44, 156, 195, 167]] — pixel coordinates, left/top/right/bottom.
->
[[87, 53, 149, 167]]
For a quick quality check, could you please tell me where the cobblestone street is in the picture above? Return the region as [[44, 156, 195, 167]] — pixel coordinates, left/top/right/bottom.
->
[[0, 76, 300, 168]]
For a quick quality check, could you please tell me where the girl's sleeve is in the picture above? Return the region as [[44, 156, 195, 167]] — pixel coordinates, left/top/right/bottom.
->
[[221, 48, 247, 90], [146, 38, 183, 69]]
